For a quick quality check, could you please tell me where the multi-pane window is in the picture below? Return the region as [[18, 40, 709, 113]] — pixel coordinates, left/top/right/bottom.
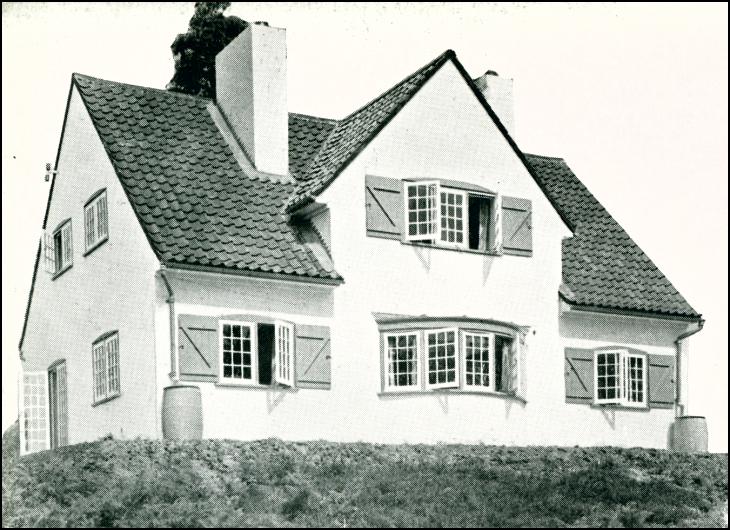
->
[[440, 190, 466, 246], [45, 220, 73, 276], [404, 181, 499, 251], [463, 333, 492, 390], [384, 332, 419, 390], [92, 332, 120, 403], [426, 329, 458, 389], [48, 361, 69, 449], [20, 372, 49, 455], [85, 190, 109, 251], [220, 321, 255, 382], [594, 350, 647, 407], [406, 182, 438, 240]]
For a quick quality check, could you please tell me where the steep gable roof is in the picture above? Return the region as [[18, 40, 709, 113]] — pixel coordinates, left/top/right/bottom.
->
[[73, 74, 340, 281], [526, 154, 699, 318]]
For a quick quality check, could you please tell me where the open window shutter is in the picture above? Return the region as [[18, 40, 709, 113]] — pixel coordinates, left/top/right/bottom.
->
[[275, 321, 294, 386], [178, 314, 219, 382], [513, 330, 528, 401], [19, 371, 49, 455], [295, 325, 331, 389], [62, 221, 73, 267], [43, 231, 56, 274], [502, 196, 532, 256], [648, 354, 676, 409], [565, 348, 594, 404], [365, 175, 403, 239]]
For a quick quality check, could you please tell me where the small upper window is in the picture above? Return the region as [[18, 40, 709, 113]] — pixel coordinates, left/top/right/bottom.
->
[[44, 220, 73, 277], [92, 332, 120, 404], [84, 190, 108, 252], [404, 181, 499, 251]]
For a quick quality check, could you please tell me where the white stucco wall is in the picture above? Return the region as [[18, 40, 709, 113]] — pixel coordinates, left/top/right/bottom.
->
[[21, 85, 161, 444]]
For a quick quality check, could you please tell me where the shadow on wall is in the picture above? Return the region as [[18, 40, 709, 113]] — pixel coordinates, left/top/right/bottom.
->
[[559, 310, 687, 347]]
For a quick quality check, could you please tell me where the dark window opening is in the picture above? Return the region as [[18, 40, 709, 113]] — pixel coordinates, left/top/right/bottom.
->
[[468, 195, 492, 251], [257, 324, 274, 385], [494, 335, 513, 392], [53, 230, 64, 271]]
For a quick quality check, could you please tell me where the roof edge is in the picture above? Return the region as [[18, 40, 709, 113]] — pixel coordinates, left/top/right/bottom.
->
[[560, 293, 702, 322], [163, 261, 344, 286]]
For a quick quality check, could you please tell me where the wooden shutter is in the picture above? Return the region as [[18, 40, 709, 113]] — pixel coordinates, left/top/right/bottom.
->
[[648, 354, 676, 409], [502, 196, 532, 256], [178, 314, 219, 382], [365, 175, 403, 239], [565, 348, 594, 404], [295, 325, 331, 389]]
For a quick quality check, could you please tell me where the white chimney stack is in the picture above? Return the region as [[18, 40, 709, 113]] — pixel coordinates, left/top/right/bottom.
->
[[215, 22, 288, 176], [474, 70, 516, 139]]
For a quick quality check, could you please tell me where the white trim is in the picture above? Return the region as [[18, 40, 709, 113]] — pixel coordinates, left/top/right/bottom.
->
[[274, 320, 294, 386], [218, 320, 257, 385], [593, 349, 648, 407], [84, 190, 109, 251], [404, 180, 440, 242], [19, 370, 50, 455], [462, 331, 495, 392], [425, 327, 459, 390], [623, 352, 648, 408], [438, 188, 468, 249], [383, 331, 421, 392], [594, 349, 624, 405]]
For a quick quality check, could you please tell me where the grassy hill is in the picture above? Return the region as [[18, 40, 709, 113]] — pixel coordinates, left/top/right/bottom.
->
[[2, 430, 727, 528]]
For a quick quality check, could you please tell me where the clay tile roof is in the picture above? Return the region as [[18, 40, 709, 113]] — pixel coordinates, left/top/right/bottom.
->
[[525, 154, 699, 318]]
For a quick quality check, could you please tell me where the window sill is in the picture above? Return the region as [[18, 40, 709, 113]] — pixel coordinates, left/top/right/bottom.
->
[[92, 392, 120, 407], [83, 236, 109, 257], [591, 402, 649, 411], [215, 382, 298, 392], [51, 263, 73, 281], [378, 388, 526, 404], [402, 240, 503, 257]]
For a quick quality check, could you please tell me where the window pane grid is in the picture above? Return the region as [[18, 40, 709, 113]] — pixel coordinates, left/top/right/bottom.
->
[[440, 191, 465, 244], [596, 352, 620, 401], [85, 192, 108, 249], [106, 335, 120, 395], [56, 364, 69, 446], [96, 195, 108, 240], [386, 333, 418, 388], [93, 343, 107, 400], [22, 373, 48, 453], [464, 333, 490, 388], [222, 323, 253, 381], [85, 204, 96, 249], [427, 330, 457, 387], [407, 184, 438, 238], [625, 355, 645, 404], [277, 324, 292, 384]]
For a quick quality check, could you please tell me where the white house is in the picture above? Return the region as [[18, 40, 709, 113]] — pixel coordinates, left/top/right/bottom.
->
[[18, 23, 704, 454]]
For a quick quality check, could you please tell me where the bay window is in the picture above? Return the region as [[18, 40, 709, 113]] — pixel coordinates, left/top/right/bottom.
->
[[384, 332, 419, 390]]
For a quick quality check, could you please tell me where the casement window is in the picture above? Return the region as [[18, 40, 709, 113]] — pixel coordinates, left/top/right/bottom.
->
[[378, 320, 524, 398], [84, 190, 109, 252], [426, 328, 459, 389], [366, 175, 532, 255], [219, 321, 256, 383], [92, 332, 120, 404], [20, 371, 50, 455], [593, 350, 647, 407], [383, 332, 419, 390], [44, 219, 73, 276], [275, 321, 294, 386], [48, 360, 69, 449]]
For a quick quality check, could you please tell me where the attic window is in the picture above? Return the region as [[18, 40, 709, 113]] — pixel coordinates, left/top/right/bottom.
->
[[44, 219, 73, 278], [404, 181, 499, 251], [84, 190, 109, 253]]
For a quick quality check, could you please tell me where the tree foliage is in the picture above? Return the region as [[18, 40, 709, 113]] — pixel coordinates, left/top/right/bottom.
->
[[167, 2, 248, 98]]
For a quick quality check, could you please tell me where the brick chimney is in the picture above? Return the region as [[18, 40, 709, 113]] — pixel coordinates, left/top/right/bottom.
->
[[474, 70, 515, 139], [215, 22, 288, 176]]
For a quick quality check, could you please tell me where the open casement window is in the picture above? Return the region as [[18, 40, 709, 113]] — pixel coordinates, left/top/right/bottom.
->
[[425, 328, 459, 389], [84, 190, 109, 251], [384, 332, 419, 391], [405, 181, 439, 242], [463, 332, 494, 391], [48, 361, 69, 450], [92, 332, 120, 403], [44, 220, 73, 275], [274, 321, 294, 386], [439, 189, 468, 248], [19, 371, 50, 455], [219, 321, 257, 384], [594, 350, 647, 407]]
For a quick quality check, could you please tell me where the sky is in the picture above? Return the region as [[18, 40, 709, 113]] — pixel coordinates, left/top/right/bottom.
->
[[2, 2, 727, 451]]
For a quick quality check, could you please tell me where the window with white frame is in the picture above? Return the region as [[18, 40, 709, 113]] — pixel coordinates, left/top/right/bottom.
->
[[44, 219, 73, 276], [463, 332, 493, 390], [405, 181, 499, 251], [384, 332, 419, 390], [84, 190, 109, 251], [275, 321, 294, 386], [594, 350, 647, 407], [426, 328, 458, 389], [220, 321, 255, 382], [20, 371, 49, 455], [92, 332, 120, 403]]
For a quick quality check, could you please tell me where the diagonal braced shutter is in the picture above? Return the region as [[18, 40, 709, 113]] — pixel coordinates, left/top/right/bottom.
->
[[502, 196, 533, 256], [648, 354, 676, 409], [178, 314, 219, 382], [564, 348, 594, 404], [295, 325, 332, 389], [365, 175, 403, 239]]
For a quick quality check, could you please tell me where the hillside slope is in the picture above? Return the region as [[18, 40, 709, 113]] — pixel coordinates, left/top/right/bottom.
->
[[2, 436, 727, 528]]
